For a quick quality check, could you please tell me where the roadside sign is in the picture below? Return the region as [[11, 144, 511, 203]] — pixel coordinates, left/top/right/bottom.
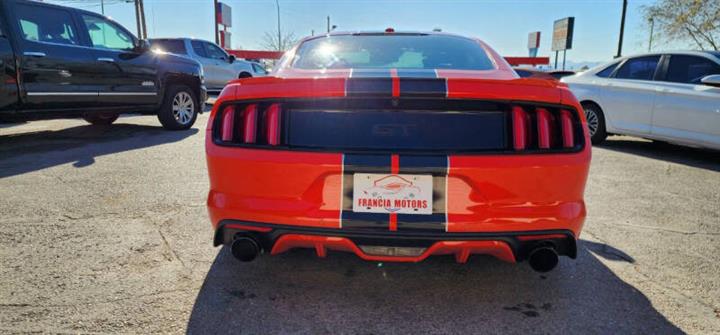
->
[[551, 17, 574, 51], [528, 31, 541, 58], [217, 2, 232, 27]]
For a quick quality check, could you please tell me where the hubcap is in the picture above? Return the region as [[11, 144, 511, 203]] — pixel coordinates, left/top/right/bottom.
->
[[172, 91, 194, 125], [585, 107, 599, 137]]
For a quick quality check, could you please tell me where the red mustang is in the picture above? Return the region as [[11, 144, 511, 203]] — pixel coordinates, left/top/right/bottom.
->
[[206, 31, 591, 272]]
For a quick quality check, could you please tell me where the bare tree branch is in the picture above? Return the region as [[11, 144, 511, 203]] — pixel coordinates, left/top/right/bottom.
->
[[643, 0, 720, 51]]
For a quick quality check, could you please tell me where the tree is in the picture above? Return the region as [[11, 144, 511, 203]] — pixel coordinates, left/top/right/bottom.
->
[[260, 31, 299, 52], [643, 0, 720, 51]]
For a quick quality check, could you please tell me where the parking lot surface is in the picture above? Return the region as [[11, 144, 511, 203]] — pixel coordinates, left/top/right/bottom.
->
[[1, 115, 719, 334]]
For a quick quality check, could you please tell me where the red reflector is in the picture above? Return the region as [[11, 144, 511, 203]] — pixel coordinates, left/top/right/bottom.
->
[[242, 104, 257, 143], [220, 106, 235, 141], [512, 106, 528, 150], [266, 103, 281, 145], [559, 110, 575, 148], [536, 108, 551, 149]]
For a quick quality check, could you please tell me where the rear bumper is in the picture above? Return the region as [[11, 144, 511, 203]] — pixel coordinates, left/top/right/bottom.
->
[[214, 220, 577, 263]]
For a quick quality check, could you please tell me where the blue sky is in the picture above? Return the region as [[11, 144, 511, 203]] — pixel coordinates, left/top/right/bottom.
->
[[49, 0, 665, 64]]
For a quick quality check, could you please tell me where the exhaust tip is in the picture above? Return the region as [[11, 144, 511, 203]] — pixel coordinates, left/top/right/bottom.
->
[[528, 247, 559, 273], [231, 236, 260, 262]]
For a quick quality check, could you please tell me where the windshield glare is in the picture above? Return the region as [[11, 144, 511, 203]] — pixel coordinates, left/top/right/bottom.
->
[[291, 34, 495, 70]]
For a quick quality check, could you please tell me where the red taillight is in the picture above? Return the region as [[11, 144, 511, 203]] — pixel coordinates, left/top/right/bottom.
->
[[221, 106, 235, 141], [512, 106, 528, 151], [559, 109, 575, 148], [242, 104, 257, 143], [536, 108, 552, 149], [265, 103, 281, 145]]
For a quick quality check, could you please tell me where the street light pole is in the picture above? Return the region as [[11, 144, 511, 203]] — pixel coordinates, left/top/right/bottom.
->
[[616, 0, 627, 58], [214, 0, 219, 44], [276, 0, 281, 50], [100, 0, 105, 15], [648, 18, 655, 52]]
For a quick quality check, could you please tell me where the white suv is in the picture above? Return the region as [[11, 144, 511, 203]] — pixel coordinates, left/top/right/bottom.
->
[[150, 38, 267, 92], [562, 51, 720, 150]]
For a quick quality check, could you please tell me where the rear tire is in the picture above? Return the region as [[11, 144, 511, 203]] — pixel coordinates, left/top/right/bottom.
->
[[157, 85, 198, 130], [582, 102, 607, 145], [82, 113, 118, 125]]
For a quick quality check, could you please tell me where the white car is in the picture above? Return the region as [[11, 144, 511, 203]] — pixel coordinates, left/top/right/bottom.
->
[[149, 38, 268, 92], [561, 51, 720, 150]]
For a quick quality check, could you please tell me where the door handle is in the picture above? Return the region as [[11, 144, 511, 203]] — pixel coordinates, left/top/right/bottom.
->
[[97, 57, 115, 63], [23, 52, 46, 58]]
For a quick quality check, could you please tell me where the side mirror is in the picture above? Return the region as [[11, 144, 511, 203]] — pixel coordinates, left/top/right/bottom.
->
[[229, 55, 236, 63], [700, 74, 720, 87], [135, 39, 151, 53]]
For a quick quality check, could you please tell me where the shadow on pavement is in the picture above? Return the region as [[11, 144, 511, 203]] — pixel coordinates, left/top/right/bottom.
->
[[599, 137, 720, 172], [0, 120, 198, 178], [187, 240, 682, 334]]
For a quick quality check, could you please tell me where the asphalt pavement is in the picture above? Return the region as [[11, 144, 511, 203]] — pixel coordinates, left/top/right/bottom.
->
[[1, 114, 718, 334]]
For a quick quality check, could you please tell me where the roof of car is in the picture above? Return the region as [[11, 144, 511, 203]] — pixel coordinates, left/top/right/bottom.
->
[[299, 30, 482, 43]]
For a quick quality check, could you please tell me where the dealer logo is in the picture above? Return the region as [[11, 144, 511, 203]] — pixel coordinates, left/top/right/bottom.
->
[[357, 175, 428, 213]]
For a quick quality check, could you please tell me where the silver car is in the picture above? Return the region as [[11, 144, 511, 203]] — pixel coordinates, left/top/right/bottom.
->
[[150, 38, 267, 91]]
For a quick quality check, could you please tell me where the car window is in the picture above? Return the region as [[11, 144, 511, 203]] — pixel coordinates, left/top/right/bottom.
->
[[614, 56, 660, 80], [81, 15, 134, 51], [596, 62, 619, 78], [151, 39, 187, 54], [664, 55, 720, 84], [191, 40, 207, 57], [15, 4, 79, 46], [292, 34, 495, 70], [204, 42, 228, 60], [252, 63, 267, 74]]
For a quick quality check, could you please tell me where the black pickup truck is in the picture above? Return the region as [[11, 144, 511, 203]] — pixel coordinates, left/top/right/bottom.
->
[[0, 0, 206, 130]]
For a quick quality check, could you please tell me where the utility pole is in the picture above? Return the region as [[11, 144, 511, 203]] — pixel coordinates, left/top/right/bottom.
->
[[648, 18, 655, 52], [327, 16, 330, 33], [616, 0, 627, 58], [134, 0, 142, 38], [100, 0, 105, 15], [138, 0, 147, 39], [276, 0, 281, 50], [214, 0, 219, 44]]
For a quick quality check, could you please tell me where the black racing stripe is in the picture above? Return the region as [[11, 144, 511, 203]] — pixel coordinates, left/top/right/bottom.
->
[[350, 69, 392, 78], [343, 154, 391, 173], [396, 69, 438, 78], [396, 214, 447, 232], [398, 155, 447, 175], [341, 212, 392, 231], [396, 155, 448, 232], [342, 154, 392, 230], [399, 78, 447, 97], [346, 69, 393, 97]]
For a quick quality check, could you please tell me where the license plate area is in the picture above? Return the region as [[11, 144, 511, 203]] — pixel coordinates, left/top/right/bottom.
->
[[352, 173, 433, 215]]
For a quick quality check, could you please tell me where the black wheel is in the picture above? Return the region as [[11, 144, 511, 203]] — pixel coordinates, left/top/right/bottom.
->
[[238, 72, 252, 79], [157, 85, 199, 130], [82, 112, 118, 125], [582, 102, 607, 145]]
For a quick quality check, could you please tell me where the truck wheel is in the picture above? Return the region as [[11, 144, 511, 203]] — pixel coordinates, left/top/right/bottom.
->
[[582, 102, 607, 145], [157, 85, 198, 130], [83, 113, 118, 125]]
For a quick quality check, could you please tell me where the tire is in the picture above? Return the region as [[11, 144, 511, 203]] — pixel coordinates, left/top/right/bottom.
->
[[157, 85, 199, 130], [582, 102, 607, 145], [83, 112, 118, 125], [238, 72, 252, 79]]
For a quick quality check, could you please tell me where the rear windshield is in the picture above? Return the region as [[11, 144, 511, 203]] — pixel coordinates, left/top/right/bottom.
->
[[151, 39, 187, 55], [292, 34, 495, 70]]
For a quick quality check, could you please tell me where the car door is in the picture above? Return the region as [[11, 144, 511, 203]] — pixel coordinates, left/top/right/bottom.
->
[[189, 40, 222, 89], [78, 13, 158, 106], [9, 1, 99, 108], [602, 55, 662, 135], [202, 41, 236, 86], [0, 9, 19, 111], [651, 54, 720, 148]]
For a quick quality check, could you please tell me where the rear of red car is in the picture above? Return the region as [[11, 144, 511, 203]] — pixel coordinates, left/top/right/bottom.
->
[[206, 32, 590, 272]]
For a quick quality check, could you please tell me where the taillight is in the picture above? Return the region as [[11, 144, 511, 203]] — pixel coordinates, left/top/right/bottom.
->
[[511, 105, 580, 152], [217, 103, 282, 146], [265, 103, 281, 146]]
